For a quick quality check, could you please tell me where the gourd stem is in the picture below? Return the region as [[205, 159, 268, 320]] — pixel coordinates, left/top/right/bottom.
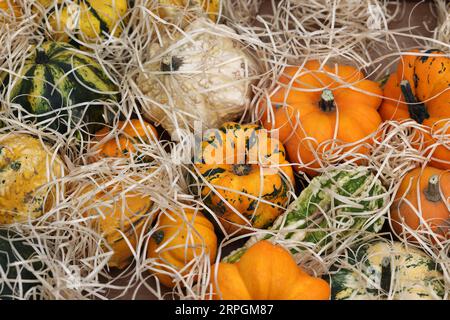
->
[[152, 230, 164, 245], [399, 80, 429, 124], [318, 89, 335, 112], [380, 257, 391, 296], [424, 175, 441, 202], [232, 164, 252, 176], [35, 48, 49, 65], [161, 56, 183, 72]]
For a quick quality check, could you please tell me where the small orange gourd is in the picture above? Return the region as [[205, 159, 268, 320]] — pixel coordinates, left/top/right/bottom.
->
[[380, 49, 450, 170], [212, 240, 330, 300], [261, 60, 383, 176], [82, 180, 154, 269], [148, 208, 217, 288], [91, 119, 158, 160], [391, 165, 449, 242]]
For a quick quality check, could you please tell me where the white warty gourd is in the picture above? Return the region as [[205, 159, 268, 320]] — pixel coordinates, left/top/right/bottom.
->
[[136, 18, 259, 140]]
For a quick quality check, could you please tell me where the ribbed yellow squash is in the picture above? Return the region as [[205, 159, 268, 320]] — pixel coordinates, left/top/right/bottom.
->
[[0, 134, 64, 224]]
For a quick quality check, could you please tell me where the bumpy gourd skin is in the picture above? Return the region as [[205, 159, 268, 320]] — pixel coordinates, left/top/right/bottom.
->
[[137, 18, 258, 141], [0, 134, 63, 224], [223, 167, 388, 263]]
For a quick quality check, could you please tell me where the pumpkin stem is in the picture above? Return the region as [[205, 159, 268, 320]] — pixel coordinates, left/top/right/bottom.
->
[[399, 80, 430, 124], [232, 164, 252, 176], [152, 230, 164, 245], [35, 48, 49, 65], [318, 89, 335, 112], [424, 174, 441, 202], [161, 56, 183, 72]]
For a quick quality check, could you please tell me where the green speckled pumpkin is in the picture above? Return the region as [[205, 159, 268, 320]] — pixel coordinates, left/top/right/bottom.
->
[[9, 41, 118, 134], [224, 167, 388, 262], [194, 122, 295, 233], [329, 241, 445, 300], [0, 229, 44, 299]]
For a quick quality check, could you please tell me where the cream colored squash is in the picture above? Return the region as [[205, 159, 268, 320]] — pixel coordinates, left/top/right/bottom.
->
[[136, 17, 259, 140], [0, 134, 64, 224]]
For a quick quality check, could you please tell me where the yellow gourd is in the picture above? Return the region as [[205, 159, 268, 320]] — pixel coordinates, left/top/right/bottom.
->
[[81, 180, 153, 269], [37, 0, 128, 43], [0, 134, 64, 224], [148, 208, 217, 288]]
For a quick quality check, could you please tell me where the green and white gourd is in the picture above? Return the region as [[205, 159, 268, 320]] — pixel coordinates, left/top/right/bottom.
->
[[223, 167, 389, 262], [8, 41, 118, 134], [330, 241, 445, 300]]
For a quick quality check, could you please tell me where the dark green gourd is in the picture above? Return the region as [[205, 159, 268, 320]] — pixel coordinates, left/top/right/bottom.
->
[[0, 229, 44, 299], [9, 41, 118, 134]]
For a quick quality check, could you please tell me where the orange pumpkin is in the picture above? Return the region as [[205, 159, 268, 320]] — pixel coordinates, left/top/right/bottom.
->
[[380, 50, 450, 170], [260, 60, 383, 176], [211, 240, 330, 300], [82, 180, 154, 269], [0, 0, 21, 19], [391, 165, 449, 242], [148, 208, 217, 288], [91, 119, 158, 160]]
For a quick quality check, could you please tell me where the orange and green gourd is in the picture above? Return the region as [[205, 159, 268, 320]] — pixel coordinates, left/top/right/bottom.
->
[[194, 122, 295, 233], [37, 0, 128, 43], [379, 49, 450, 170], [91, 119, 158, 161]]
